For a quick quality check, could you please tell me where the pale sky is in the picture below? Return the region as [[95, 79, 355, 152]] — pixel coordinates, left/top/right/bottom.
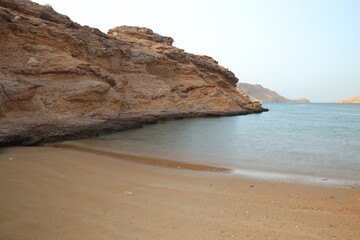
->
[[33, 0, 360, 102]]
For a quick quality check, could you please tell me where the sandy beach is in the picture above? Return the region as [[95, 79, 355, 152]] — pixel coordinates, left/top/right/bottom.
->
[[0, 146, 359, 240]]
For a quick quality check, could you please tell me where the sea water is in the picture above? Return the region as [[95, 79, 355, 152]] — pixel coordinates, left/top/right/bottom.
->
[[74, 103, 360, 185]]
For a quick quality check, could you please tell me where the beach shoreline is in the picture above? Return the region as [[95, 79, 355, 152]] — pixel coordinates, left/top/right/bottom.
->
[[53, 141, 360, 188], [1, 146, 359, 240]]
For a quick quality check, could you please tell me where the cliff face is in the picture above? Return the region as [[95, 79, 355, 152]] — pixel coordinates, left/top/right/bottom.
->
[[0, 0, 266, 145], [237, 83, 310, 103], [335, 95, 360, 104]]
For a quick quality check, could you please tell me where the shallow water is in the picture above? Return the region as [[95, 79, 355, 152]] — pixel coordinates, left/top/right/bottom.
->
[[74, 103, 360, 185]]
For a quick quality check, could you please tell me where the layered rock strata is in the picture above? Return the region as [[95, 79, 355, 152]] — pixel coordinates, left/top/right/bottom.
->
[[0, 0, 267, 146]]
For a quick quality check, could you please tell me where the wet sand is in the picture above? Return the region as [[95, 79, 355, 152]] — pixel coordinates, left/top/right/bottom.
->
[[0, 146, 359, 240], [52, 142, 230, 173]]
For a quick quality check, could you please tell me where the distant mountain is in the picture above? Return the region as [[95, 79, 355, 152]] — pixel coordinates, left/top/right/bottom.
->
[[237, 83, 310, 103], [335, 95, 360, 104], [294, 98, 311, 103]]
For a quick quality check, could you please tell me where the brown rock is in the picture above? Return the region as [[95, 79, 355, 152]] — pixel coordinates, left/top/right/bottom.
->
[[108, 26, 174, 45], [0, 0, 267, 145], [1, 79, 38, 101], [61, 80, 110, 102]]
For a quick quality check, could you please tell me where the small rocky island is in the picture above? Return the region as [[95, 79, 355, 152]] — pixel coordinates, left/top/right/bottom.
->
[[0, 0, 267, 146]]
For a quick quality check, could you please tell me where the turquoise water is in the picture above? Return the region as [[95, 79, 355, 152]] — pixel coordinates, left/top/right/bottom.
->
[[74, 103, 360, 185]]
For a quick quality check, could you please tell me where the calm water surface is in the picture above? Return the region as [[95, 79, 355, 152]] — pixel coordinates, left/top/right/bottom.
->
[[74, 103, 360, 185]]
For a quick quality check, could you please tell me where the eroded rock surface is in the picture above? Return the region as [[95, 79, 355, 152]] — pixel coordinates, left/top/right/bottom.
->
[[0, 0, 267, 145]]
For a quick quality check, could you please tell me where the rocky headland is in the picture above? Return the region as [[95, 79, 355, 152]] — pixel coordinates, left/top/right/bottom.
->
[[0, 0, 267, 146], [237, 82, 310, 103], [335, 95, 360, 104]]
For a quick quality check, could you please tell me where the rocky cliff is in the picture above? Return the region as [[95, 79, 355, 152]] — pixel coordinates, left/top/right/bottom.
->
[[237, 83, 310, 103], [335, 95, 360, 104], [0, 0, 267, 145]]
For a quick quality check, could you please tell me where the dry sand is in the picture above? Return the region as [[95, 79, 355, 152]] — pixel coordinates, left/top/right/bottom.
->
[[0, 146, 359, 240]]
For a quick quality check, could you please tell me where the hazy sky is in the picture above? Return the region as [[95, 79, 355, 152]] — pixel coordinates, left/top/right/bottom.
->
[[33, 0, 359, 102]]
